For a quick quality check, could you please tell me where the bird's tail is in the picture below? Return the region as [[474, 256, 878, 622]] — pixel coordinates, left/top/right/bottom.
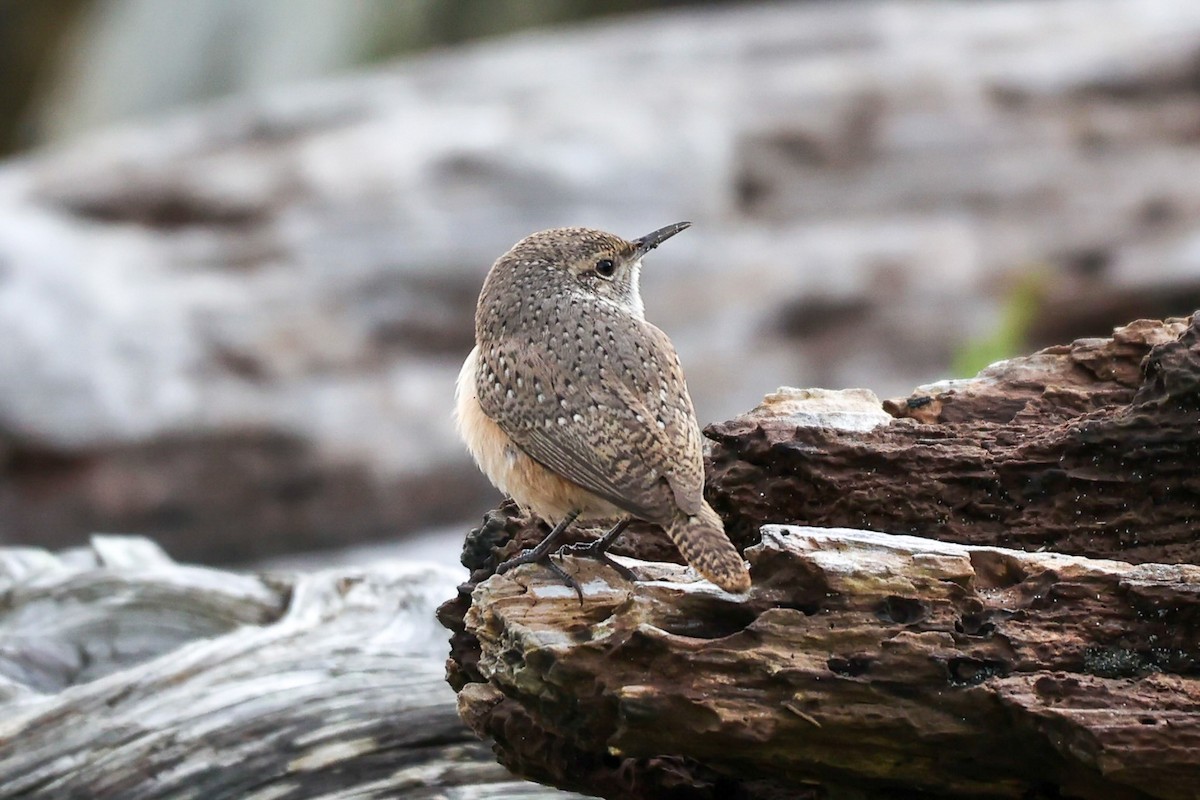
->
[[665, 502, 751, 593]]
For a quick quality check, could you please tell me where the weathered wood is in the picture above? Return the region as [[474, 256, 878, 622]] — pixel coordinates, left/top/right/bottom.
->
[[0, 536, 584, 800], [447, 525, 1200, 800], [438, 313, 1200, 799], [709, 314, 1200, 565]]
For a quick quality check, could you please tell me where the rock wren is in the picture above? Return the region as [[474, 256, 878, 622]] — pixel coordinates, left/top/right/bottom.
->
[[455, 222, 751, 593]]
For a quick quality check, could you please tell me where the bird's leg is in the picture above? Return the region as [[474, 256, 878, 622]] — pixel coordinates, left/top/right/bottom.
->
[[555, 517, 636, 583], [496, 510, 586, 600], [496, 509, 580, 576]]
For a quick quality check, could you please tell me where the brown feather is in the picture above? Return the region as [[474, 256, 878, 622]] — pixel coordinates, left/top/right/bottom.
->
[[475, 304, 703, 524], [666, 502, 751, 593]]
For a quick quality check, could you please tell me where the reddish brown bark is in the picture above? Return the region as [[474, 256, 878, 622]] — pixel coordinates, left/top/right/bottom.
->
[[708, 315, 1200, 565]]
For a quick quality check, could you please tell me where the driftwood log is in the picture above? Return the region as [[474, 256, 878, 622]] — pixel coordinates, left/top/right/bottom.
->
[[439, 314, 1200, 799], [0, 537, 584, 800]]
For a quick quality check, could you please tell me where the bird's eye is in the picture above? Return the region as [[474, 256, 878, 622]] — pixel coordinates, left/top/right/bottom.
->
[[595, 259, 615, 277]]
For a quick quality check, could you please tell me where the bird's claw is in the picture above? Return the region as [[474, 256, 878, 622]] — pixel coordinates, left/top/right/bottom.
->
[[546, 556, 584, 602], [555, 540, 637, 583], [495, 546, 584, 602], [492, 513, 630, 604]]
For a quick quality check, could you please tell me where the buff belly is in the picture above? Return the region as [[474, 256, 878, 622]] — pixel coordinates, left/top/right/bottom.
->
[[455, 346, 625, 524]]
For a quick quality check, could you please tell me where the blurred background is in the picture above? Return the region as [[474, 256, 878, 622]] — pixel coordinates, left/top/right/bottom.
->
[[2, 0, 1199, 570]]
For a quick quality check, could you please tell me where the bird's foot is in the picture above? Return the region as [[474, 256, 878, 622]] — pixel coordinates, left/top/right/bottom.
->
[[494, 510, 585, 600], [493, 514, 633, 603], [555, 539, 637, 584], [553, 518, 636, 585], [496, 546, 584, 601], [494, 546, 537, 575]]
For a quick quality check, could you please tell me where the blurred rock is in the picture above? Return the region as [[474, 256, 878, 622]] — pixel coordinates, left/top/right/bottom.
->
[[3, 0, 1200, 561]]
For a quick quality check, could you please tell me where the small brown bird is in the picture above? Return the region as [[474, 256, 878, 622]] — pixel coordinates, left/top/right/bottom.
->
[[455, 222, 751, 594]]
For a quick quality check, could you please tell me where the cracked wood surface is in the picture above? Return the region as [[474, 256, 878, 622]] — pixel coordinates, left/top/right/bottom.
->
[[445, 524, 1199, 800], [709, 314, 1200, 565]]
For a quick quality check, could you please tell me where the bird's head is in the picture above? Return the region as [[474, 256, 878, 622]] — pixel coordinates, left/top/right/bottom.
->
[[487, 222, 691, 319]]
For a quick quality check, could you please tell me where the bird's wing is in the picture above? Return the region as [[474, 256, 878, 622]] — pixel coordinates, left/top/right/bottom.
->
[[475, 308, 705, 524]]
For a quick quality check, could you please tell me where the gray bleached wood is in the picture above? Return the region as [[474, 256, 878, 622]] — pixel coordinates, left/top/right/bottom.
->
[[0, 536, 584, 800]]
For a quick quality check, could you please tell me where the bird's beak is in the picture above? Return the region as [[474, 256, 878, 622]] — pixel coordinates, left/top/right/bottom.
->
[[633, 221, 691, 258]]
